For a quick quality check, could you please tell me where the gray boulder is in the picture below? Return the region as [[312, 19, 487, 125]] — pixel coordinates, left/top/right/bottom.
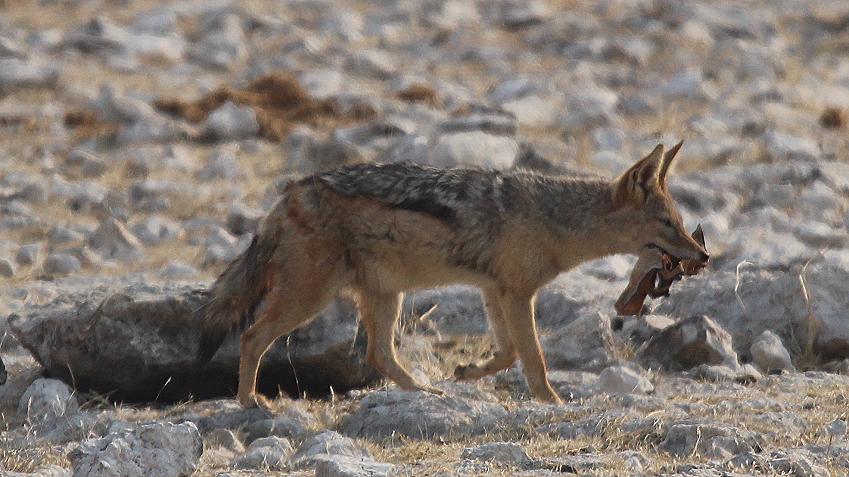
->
[[595, 365, 654, 395], [655, 260, 849, 360], [543, 312, 617, 372], [461, 442, 532, 467], [203, 101, 260, 140], [18, 378, 79, 423], [16, 243, 40, 266], [660, 422, 757, 459], [0, 57, 59, 90], [8, 283, 379, 401], [314, 455, 395, 477], [342, 382, 508, 440], [750, 330, 795, 373], [69, 421, 202, 477], [245, 404, 318, 442], [188, 13, 247, 70], [285, 129, 365, 174], [233, 436, 293, 471], [430, 131, 518, 169], [291, 430, 370, 469], [204, 428, 244, 453], [0, 257, 14, 278], [87, 218, 144, 261], [637, 315, 740, 372], [131, 216, 183, 246], [42, 253, 82, 276]]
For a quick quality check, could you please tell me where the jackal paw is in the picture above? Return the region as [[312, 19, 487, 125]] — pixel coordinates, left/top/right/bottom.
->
[[239, 393, 273, 410], [453, 363, 480, 380]]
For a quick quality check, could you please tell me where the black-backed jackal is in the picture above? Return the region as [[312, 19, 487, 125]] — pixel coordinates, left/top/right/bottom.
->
[[197, 142, 709, 407]]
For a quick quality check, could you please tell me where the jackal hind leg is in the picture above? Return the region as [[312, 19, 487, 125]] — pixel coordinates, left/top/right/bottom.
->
[[454, 287, 517, 380], [359, 291, 443, 395], [501, 293, 562, 404], [237, 284, 335, 408]]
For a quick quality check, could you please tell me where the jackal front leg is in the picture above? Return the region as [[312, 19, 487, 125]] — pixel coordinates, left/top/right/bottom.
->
[[454, 287, 517, 380], [501, 293, 562, 404]]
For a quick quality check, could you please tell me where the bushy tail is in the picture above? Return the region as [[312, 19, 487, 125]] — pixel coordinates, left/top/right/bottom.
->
[[196, 231, 278, 363]]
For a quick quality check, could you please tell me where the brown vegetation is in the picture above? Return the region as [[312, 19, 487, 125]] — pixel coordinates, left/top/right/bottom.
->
[[154, 73, 376, 141], [819, 106, 847, 129], [63, 109, 120, 142], [396, 83, 440, 107]]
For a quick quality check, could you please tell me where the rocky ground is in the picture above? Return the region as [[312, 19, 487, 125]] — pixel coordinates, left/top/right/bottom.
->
[[2, 0, 849, 476]]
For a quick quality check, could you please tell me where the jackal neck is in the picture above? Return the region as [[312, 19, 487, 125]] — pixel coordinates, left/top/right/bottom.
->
[[519, 174, 630, 262]]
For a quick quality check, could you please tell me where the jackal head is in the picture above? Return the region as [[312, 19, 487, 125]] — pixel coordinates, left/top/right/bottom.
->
[[610, 141, 709, 263]]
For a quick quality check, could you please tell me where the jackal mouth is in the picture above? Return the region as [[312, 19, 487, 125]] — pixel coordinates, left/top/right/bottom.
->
[[616, 225, 709, 315]]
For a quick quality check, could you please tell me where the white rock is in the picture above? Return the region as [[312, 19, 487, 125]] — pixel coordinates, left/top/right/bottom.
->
[[591, 126, 626, 152], [291, 430, 370, 469], [543, 312, 616, 372], [0, 57, 59, 89], [15, 243, 40, 266], [595, 365, 654, 395], [793, 221, 845, 248], [87, 218, 144, 260], [826, 419, 847, 438], [299, 69, 345, 99], [501, 95, 560, 127], [750, 330, 795, 373], [69, 421, 202, 477], [188, 13, 247, 70], [431, 131, 518, 169], [18, 378, 78, 422], [196, 147, 242, 181], [661, 70, 716, 102], [233, 436, 293, 471], [660, 423, 755, 458], [348, 50, 395, 79], [42, 253, 82, 276], [763, 130, 820, 161], [131, 216, 183, 246], [489, 77, 536, 104], [204, 101, 259, 140], [314, 455, 395, 477], [342, 383, 508, 440], [205, 428, 245, 453], [461, 442, 532, 466], [158, 261, 199, 278]]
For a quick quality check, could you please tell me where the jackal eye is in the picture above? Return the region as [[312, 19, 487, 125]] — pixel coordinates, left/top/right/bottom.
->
[[660, 217, 675, 228]]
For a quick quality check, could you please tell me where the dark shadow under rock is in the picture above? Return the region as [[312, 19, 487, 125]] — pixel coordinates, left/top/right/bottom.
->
[[7, 283, 380, 402]]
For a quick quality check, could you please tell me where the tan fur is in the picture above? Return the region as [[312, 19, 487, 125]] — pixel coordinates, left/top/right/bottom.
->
[[198, 143, 709, 407]]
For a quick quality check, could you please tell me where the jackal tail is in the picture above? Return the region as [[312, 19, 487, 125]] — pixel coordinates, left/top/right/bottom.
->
[[196, 230, 278, 363]]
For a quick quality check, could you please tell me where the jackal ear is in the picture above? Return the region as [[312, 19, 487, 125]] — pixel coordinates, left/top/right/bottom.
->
[[658, 140, 683, 188], [612, 144, 665, 206]]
